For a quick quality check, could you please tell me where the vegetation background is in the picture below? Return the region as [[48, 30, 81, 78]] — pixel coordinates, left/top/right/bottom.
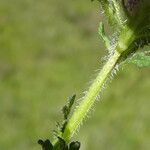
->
[[0, 0, 150, 150]]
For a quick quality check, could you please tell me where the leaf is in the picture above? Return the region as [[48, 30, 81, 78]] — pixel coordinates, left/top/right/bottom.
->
[[60, 95, 76, 133], [97, 0, 124, 29], [62, 94, 76, 120], [98, 22, 110, 49], [62, 105, 69, 120], [127, 52, 150, 67]]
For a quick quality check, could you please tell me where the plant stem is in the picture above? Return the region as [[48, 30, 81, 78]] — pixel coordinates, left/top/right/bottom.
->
[[62, 50, 121, 142]]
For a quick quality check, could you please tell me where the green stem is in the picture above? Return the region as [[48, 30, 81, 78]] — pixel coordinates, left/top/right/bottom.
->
[[62, 50, 121, 142], [53, 26, 135, 147]]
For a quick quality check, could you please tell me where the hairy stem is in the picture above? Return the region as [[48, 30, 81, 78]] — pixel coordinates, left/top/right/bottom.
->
[[53, 26, 135, 147], [62, 50, 121, 142]]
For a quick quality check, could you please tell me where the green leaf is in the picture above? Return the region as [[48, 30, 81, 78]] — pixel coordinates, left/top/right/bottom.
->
[[62, 95, 76, 120], [98, 22, 110, 49], [127, 52, 150, 67], [97, 0, 124, 29]]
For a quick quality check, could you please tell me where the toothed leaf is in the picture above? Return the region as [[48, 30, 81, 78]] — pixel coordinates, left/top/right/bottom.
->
[[127, 52, 150, 67], [62, 95, 76, 120], [68, 94, 76, 110]]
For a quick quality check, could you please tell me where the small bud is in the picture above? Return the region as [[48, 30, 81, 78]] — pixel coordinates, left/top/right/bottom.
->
[[69, 141, 81, 150], [38, 139, 53, 150]]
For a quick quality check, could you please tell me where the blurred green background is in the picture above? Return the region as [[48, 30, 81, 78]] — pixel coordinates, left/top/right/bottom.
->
[[0, 0, 150, 150]]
